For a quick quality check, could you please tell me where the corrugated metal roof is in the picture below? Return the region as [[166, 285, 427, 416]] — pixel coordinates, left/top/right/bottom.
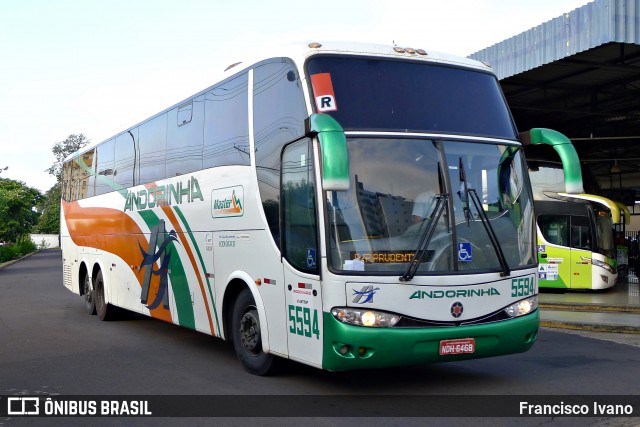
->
[[470, 0, 640, 80]]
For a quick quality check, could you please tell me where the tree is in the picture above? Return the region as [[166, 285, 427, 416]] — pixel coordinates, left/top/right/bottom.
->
[[47, 134, 90, 182], [33, 183, 61, 234], [0, 178, 42, 243], [37, 134, 90, 235]]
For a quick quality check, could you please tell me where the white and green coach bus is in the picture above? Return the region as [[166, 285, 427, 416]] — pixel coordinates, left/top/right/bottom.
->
[[61, 42, 544, 375]]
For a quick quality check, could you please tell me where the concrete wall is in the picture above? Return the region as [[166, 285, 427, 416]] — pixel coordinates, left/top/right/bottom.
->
[[30, 234, 59, 249]]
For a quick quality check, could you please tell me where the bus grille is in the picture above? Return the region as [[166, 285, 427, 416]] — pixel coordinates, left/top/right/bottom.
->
[[63, 264, 72, 288]]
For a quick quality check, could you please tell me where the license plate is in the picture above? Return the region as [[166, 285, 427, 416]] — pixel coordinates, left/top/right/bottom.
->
[[439, 338, 475, 356]]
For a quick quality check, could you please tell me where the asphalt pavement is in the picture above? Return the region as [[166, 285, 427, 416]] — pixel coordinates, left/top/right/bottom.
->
[[539, 274, 640, 335]]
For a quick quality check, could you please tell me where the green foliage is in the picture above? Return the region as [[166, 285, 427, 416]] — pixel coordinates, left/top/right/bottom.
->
[[47, 134, 90, 182], [37, 134, 89, 235], [0, 178, 43, 244], [34, 183, 61, 234], [0, 235, 37, 263]]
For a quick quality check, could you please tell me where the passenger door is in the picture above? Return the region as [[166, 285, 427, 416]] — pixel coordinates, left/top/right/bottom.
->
[[281, 138, 323, 367], [569, 215, 592, 288]]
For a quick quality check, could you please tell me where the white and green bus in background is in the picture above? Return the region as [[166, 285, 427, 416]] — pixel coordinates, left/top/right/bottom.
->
[[61, 42, 544, 375], [524, 131, 618, 290]]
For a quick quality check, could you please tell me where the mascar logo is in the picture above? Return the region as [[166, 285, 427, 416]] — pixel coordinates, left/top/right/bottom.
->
[[138, 219, 179, 310], [450, 301, 464, 318], [352, 285, 380, 304], [211, 186, 244, 218]]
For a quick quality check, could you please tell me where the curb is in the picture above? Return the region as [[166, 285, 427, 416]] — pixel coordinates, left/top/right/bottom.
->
[[540, 303, 640, 314], [540, 320, 640, 334], [0, 250, 42, 271]]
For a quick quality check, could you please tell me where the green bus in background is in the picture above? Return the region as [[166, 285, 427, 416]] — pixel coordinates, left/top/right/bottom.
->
[[523, 129, 618, 290]]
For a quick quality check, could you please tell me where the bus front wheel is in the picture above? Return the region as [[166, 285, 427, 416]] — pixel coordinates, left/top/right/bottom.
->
[[231, 288, 277, 375]]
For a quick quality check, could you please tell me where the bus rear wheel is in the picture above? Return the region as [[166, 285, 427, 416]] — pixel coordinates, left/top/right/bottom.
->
[[231, 288, 277, 375], [82, 273, 96, 315], [94, 270, 116, 321]]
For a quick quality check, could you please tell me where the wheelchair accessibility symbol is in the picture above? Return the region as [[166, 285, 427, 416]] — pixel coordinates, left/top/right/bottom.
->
[[306, 248, 317, 269], [458, 243, 472, 262]]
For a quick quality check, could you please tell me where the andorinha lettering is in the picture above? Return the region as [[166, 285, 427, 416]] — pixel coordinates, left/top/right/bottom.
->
[[410, 288, 501, 299], [124, 176, 203, 212]]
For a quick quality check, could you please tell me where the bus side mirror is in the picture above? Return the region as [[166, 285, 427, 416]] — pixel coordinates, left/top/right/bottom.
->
[[305, 113, 350, 191], [519, 128, 584, 195]]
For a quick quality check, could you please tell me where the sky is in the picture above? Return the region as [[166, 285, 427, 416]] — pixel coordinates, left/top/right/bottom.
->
[[0, 0, 594, 193]]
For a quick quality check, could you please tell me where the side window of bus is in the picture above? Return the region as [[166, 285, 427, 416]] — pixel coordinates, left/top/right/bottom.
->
[[538, 214, 569, 247], [80, 149, 95, 199], [204, 72, 250, 168], [114, 130, 137, 188], [139, 113, 167, 184], [570, 215, 591, 250], [94, 139, 115, 196], [61, 161, 74, 201], [254, 59, 307, 246], [281, 138, 318, 273], [166, 95, 204, 178]]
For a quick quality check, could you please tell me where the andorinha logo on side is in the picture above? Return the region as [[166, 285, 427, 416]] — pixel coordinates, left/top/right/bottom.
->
[[211, 186, 244, 218], [124, 176, 204, 212]]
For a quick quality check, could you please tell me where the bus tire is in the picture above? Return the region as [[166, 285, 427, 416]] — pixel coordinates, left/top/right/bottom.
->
[[82, 273, 96, 315], [231, 288, 277, 375], [94, 270, 116, 321]]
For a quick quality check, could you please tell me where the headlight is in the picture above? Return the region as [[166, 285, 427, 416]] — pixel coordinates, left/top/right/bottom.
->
[[504, 296, 538, 318], [590, 257, 615, 274], [331, 307, 401, 327]]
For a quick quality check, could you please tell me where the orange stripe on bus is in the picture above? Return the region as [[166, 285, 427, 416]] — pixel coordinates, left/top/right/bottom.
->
[[63, 201, 172, 323], [161, 206, 216, 335]]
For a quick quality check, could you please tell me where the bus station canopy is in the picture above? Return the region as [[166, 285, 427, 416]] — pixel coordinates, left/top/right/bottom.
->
[[470, 0, 640, 203]]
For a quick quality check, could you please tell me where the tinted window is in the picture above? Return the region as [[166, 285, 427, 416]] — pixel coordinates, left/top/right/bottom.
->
[[81, 148, 96, 199], [254, 59, 307, 245], [94, 139, 115, 196], [114, 130, 136, 188], [61, 160, 74, 201], [203, 73, 250, 168], [539, 215, 569, 247], [166, 94, 204, 177], [306, 56, 516, 138], [282, 138, 318, 273], [571, 215, 591, 250], [139, 113, 167, 184]]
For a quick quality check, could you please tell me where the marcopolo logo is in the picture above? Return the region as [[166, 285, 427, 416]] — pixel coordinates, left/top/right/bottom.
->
[[211, 186, 244, 218], [352, 285, 380, 304]]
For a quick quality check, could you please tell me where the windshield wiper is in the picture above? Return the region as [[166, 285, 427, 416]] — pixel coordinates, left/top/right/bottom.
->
[[400, 193, 450, 282], [458, 157, 510, 277]]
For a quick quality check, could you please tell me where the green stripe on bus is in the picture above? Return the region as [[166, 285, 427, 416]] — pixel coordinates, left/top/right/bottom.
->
[[138, 210, 196, 329], [174, 206, 221, 333]]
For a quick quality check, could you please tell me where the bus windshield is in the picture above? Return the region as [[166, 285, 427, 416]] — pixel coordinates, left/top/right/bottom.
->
[[306, 56, 516, 139], [594, 208, 616, 258], [326, 137, 536, 275]]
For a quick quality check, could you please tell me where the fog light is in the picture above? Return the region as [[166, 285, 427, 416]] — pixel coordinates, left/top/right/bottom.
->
[[339, 345, 350, 355]]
